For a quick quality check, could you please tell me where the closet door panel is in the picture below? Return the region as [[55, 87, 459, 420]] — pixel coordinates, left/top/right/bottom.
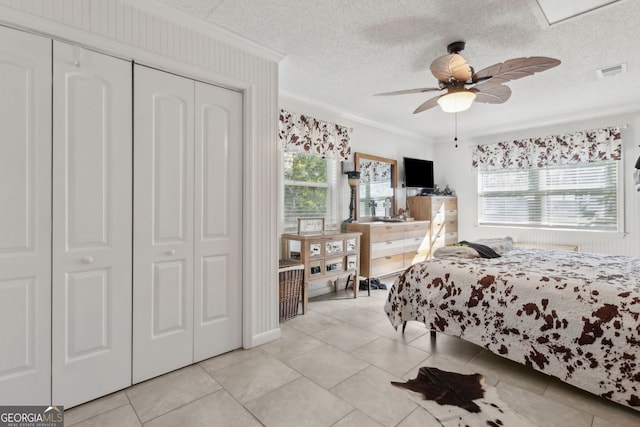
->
[[52, 42, 132, 408], [0, 27, 52, 405], [63, 72, 110, 248], [134, 65, 194, 383], [193, 82, 243, 361]]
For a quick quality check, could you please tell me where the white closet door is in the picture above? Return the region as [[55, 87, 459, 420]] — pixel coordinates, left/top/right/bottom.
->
[[193, 82, 243, 361], [0, 27, 52, 405], [51, 42, 132, 407], [133, 65, 195, 383]]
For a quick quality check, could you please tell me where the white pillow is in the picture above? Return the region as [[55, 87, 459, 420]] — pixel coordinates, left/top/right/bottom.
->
[[433, 245, 479, 259], [472, 236, 514, 254]]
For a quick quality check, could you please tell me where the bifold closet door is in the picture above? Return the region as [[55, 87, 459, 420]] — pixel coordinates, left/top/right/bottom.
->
[[0, 27, 52, 405], [133, 65, 195, 383], [133, 66, 243, 382], [51, 42, 132, 407], [193, 81, 243, 361]]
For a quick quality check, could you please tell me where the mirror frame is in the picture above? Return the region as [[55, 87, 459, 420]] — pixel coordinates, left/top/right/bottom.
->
[[354, 152, 398, 221]]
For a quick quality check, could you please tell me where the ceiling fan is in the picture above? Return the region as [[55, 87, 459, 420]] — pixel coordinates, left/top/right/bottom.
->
[[375, 41, 560, 114]]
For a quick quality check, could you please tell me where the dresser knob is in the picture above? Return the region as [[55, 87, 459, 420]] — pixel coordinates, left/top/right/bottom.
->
[[166, 249, 176, 255], [81, 256, 94, 264]]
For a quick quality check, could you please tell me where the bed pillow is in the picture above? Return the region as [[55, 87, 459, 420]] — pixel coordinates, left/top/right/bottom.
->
[[432, 245, 480, 258], [432, 237, 515, 259], [472, 236, 514, 254]]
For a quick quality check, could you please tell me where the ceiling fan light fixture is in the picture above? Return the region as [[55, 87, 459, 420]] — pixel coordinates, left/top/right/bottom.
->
[[437, 90, 476, 113]]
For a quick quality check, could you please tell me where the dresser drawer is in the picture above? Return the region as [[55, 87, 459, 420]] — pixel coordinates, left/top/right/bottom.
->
[[325, 256, 345, 274], [370, 224, 405, 242], [431, 197, 457, 209], [371, 239, 406, 258], [431, 218, 457, 233], [403, 225, 429, 239], [371, 253, 404, 277], [308, 259, 324, 279], [443, 198, 457, 210], [432, 209, 457, 224], [403, 221, 429, 232], [324, 239, 345, 255], [402, 236, 429, 253]]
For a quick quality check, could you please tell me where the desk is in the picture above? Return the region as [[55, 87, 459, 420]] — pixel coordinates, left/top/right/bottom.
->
[[280, 231, 361, 314]]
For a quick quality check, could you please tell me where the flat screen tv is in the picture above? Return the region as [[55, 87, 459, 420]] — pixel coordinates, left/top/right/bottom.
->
[[403, 157, 434, 189]]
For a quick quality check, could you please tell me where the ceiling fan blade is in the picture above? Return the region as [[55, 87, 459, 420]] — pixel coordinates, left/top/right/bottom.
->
[[472, 57, 560, 85], [374, 87, 440, 96], [430, 53, 473, 82], [471, 84, 511, 104], [413, 95, 440, 114]]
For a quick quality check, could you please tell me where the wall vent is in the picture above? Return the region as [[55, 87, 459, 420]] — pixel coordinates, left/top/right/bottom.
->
[[596, 63, 627, 78]]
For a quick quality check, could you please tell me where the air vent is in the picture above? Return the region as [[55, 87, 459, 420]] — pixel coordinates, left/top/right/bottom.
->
[[596, 63, 627, 79]]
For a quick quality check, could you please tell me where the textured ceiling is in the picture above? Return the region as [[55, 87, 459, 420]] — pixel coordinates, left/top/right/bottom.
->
[[156, 0, 640, 141]]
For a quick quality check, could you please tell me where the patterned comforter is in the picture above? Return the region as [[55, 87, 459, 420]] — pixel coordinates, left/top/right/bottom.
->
[[384, 248, 640, 410]]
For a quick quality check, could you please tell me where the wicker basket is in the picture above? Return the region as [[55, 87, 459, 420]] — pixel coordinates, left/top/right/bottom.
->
[[278, 260, 304, 321]]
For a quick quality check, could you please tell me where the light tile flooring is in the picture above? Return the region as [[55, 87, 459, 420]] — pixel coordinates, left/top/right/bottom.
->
[[65, 286, 640, 427]]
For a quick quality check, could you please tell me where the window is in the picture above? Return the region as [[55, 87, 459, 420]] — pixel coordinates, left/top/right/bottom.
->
[[283, 152, 339, 232], [477, 161, 619, 231]]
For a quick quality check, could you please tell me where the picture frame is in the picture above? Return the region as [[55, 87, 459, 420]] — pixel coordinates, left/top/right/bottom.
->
[[297, 217, 325, 234]]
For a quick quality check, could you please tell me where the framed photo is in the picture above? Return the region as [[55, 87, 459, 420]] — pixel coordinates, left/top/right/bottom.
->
[[297, 217, 325, 234]]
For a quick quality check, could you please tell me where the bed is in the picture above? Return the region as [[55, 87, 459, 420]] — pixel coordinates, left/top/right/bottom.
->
[[384, 238, 640, 410]]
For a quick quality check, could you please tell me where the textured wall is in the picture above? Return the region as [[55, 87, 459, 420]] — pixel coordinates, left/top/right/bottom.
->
[[0, 0, 282, 346]]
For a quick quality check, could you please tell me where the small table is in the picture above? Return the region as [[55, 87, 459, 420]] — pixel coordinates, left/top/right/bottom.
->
[[280, 231, 361, 314]]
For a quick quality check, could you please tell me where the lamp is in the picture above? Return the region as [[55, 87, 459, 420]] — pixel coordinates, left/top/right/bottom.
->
[[437, 89, 476, 113], [343, 170, 360, 228]]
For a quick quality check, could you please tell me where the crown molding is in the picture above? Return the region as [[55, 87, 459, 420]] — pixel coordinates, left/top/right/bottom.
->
[[436, 101, 640, 143], [128, 0, 285, 63], [279, 91, 430, 141]]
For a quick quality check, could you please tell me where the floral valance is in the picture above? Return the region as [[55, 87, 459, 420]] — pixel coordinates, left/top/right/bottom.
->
[[472, 126, 621, 171], [359, 160, 392, 183], [278, 109, 352, 161]]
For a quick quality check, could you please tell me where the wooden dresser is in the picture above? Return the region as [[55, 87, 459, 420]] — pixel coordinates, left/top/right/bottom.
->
[[346, 221, 430, 280], [407, 196, 458, 257], [280, 231, 361, 314]]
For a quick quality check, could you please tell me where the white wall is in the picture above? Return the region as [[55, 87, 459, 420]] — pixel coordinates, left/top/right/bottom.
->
[[434, 111, 640, 256], [0, 0, 282, 348], [280, 94, 434, 221]]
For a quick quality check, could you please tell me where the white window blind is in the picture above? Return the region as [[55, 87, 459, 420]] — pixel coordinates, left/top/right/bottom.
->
[[283, 152, 339, 232], [477, 161, 619, 231]]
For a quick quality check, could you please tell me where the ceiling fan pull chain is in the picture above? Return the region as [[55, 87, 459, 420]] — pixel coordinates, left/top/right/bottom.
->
[[454, 112, 458, 148]]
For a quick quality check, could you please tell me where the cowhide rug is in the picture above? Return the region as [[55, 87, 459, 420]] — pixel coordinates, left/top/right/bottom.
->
[[392, 367, 534, 426]]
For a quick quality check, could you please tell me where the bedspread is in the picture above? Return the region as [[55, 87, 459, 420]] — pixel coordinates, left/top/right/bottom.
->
[[384, 248, 640, 410]]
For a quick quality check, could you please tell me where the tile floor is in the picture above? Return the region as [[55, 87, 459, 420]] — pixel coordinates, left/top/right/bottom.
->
[[65, 285, 640, 426]]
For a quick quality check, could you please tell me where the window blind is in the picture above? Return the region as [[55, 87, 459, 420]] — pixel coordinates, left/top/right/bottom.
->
[[283, 152, 339, 232], [478, 161, 619, 231]]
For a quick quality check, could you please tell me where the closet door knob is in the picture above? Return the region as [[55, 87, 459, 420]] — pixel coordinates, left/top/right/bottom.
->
[[82, 256, 94, 264], [166, 249, 176, 256]]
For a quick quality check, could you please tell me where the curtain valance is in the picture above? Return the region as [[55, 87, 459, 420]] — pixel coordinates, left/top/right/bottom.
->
[[472, 126, 621, 171], [278, 109, 352, 161]]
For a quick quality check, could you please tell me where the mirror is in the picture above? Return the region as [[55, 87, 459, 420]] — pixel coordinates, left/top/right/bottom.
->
[[354, 152, 398, 220]]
